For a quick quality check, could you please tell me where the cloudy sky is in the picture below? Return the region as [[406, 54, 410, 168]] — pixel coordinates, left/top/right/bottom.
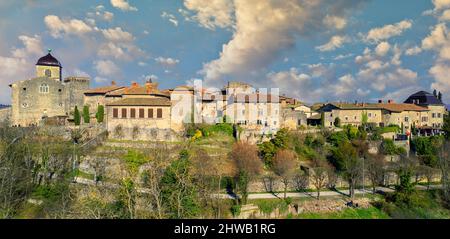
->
[[0, 0, 450, 104]]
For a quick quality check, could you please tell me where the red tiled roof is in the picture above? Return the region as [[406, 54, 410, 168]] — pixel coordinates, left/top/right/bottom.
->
[[106, 97, 171, 106], [85, 86, 125, 94]]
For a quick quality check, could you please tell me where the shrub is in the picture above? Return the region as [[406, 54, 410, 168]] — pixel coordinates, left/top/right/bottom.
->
[[74, 106, 81, 126], [96, 105, 104, 123], [83, 105, 90, 124]]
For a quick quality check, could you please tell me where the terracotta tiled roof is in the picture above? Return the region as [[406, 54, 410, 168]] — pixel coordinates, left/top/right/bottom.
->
[[106, 97, 171, 106], [85, 86, 124, 94], [328, 102, 428, 112]]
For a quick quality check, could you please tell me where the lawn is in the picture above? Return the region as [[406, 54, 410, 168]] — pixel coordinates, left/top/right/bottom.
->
[[296, 206, 390, 219]]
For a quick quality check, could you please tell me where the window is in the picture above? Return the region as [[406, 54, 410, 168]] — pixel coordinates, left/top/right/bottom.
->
[[121, 108, 127, 118], [404, 117, 409, 122], [421, 116, 428, 122], [45, 69, 52, 77], [39, 83, 49, 93], [130, 108, 136, 118], [23, 88, 26, 91], [274, 121, 277, 125], [297, 119, 302, 126], [368, 113, 372, 117], [113, 108, 118, 118], [148, 109, 154, 118], [432, 113, 436, 118], [157, 108, 163, 118], [139, 109, 145, 118], [438, 113, 442, 118], [257, 120, 262, 125], [22, 103, 28, 108]]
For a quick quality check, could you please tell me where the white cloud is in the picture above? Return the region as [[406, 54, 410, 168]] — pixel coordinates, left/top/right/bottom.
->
[[101, 27, 134, 43], [316, 35, 350, 52], [375, 41, 391, 56], [94, 76, 109, 83], [155, 57, 180, 66], [433, 0, 450, 10], [405, 46, 422, 55], [323, 15, 347, 30], [110, 0, 137, 11], [11, 35, 43, 58], [183, 0, 235, 30], [334, 53, 353, 60], [199, 0, 361, 86], [138, 61, 147, 66], [161, 12, 179, 27], [44, 15, 93, 38], [365, 20, 412, 43], [94, 60, 120, 76]]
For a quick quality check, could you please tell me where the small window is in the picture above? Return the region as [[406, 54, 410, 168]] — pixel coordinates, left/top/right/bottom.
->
[[121, 108, 127, 118], [45, 69, 52, 77], [23, 88, 26, 91], [130, 108, 136, 118], [405, 117, 409, 122], [148, 109, 154, 118], [39, 83, 49, 93], [139, 109, 145, 118], [113, 108, 118, 118], [157, 108, 163, 118]]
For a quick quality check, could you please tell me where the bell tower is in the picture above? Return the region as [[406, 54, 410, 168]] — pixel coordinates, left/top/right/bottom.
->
[[36, 49, 62, 81]]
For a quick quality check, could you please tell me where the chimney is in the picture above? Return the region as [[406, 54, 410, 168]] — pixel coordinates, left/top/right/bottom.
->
[[131, 82, 139, 88], [145, 80, 152, 94], [111, 80, 116, 86]]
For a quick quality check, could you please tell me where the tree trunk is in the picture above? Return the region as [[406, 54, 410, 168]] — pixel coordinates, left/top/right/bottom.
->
[[317, 189, 320, 200]]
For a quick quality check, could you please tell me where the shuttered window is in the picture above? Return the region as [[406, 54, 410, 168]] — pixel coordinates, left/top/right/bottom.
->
[[148, 109, 154, 118], [139, 108, 145, 118], [113, 108, 118, 118], [121, 108, 127, 118], [157, 108, 162, 118], [130, 108, 136, 118]]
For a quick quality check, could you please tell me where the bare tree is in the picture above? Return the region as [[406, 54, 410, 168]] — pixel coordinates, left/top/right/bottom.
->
[[272, 149, 298, 199], [366, 153, 386, 193], [310, 159, 331, 200], [229, 141, 262, 204]]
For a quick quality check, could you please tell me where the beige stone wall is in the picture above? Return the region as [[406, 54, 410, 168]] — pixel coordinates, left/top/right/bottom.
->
[[0, 107, 11, 122], [335, 109, 383, 126], [10, 77, 67, 126], [224, 102, 280, 132], [382, 110, 426, 131], [36, 65, 61, 80], [106, 105, 173, 141], [427, 105, 446, 128]]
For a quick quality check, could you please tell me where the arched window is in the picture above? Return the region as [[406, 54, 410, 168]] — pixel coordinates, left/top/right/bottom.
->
[[39, 83, 49, 93], [45, 69, 52, 77]]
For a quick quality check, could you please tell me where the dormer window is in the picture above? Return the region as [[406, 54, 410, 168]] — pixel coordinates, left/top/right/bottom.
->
[[39, 83, 49, 93]]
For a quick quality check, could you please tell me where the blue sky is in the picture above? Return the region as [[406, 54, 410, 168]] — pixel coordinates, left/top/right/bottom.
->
[[0, 0, 449, 105]]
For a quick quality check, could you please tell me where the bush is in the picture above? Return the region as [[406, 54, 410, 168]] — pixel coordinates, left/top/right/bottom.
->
[[231, 204, 241, 217], [96, 105, 104, 123], [83, 105, 90, 124], [74, 106, 81, 126]]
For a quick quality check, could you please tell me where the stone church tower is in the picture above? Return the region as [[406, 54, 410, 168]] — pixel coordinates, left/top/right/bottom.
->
[[9, 50, 90, 127]]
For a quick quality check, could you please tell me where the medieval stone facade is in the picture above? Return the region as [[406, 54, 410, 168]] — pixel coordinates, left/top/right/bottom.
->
[[9, 51, 89, 126]]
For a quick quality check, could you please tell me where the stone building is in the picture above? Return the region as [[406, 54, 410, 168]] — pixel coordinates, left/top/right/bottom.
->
[[0, 105, 11, 122], [404, 91, 447, 135], [317, 101, 430, 134], [105, 81, 178, 141], [9, 51, 90, 126]]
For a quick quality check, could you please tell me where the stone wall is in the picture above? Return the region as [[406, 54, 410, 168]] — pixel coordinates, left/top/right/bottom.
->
[[0, 107, 11, 122]]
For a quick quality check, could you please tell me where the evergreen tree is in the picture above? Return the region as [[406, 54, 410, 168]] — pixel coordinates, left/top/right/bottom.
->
[[96, 105, 104, 123], [74, 106, 81, 126], [83, 105, 90, 124], [444, 113, 450, 139], [433, 89, 437, 97], [438, 91, 443, 101]]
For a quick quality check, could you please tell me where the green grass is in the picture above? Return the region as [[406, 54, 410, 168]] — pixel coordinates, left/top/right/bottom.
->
[[297, 206, 390, 219]]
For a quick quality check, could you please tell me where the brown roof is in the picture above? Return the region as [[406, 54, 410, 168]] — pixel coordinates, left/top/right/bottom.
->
[[85, 86, 125, 94], [329, 102, 428, 112], [106, 97, 171, 106]]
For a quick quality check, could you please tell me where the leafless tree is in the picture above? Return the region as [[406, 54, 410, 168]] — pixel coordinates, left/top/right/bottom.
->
[[229, 141, 262, 204], [366, 153, 386, 193], [310, 159, 330, 200], [272, 149, 298, 199]]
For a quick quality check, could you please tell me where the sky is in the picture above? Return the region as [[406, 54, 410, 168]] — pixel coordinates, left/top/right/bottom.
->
[[0, 0, 449, 105]]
